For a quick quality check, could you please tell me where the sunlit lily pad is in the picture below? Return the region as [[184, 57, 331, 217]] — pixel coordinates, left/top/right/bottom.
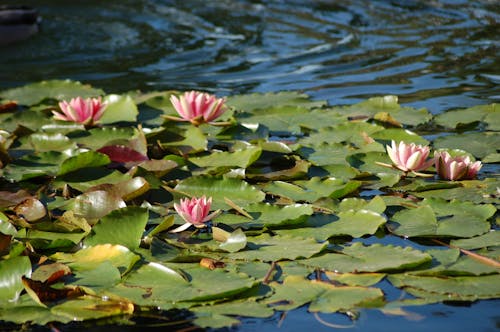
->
[[175, 176, 265, 210], [0, 80, 104, 106], [388, 274, 500, 301], [0, 81, 499, 329], [301, 243, 431, 273], [229, 234, 327, 262]]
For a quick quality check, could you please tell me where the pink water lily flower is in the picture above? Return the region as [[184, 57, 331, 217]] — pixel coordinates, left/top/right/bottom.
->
[[386, 140, 433, 173], [53, 96, 107, 126], [171, 195, 220, 233], [169, 91, 226, 125], [434, 151, 482, 181]]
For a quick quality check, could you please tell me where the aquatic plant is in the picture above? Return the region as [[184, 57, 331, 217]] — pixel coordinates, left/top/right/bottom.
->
[[386, 140, 433, 173], [53, 96, 106, 126], [435, 150, 482, 181], [0, 80, 497, 330], [171, 195, 219, 232], [168, 90, 227, 125]]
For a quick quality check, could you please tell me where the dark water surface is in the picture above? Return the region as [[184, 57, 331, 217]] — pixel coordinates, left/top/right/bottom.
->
[[0, 0, 499, 331], [1, 0, 499, 113]]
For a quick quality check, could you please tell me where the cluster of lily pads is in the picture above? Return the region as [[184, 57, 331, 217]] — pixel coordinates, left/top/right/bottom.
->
[[0, 80, 498, 329]]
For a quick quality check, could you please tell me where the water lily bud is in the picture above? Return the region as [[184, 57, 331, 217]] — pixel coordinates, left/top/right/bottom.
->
[[434, 151, 482, 180]]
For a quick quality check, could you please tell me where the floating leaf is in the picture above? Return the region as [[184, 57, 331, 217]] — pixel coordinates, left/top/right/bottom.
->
[[276, 209, 386, 240], [433, 132, 499, 159], [434, 104, 498, 130], [51, 244, 140, 274], [50, 295, 134, 321], [388, 274, 500, 301], [3, 151, 66, 181], [100, 94, 139, 124], [58, 151, 110, 176], [331, 95, 431, 126], [299, 122, 384, 147], [84, 207, 148, 250], [112, 177, 151, 201], [110, 263, 254, 307], [97, 145, 148, 164], [308, 285, 384, 313], [213, 228, 247, 253], [54, 169, 132, 192], [301, 243, 431, 273], [175, 176, 265, 210], [324, 272, 386, 287], [72, 190, 126, 222], [228, 91, 325, 112], [262, 177, 360, 202], [450, 231, 500, 250], [29, 133, 75, 152], [243, 202, 314, 227], [229, 234, 327, 262], [69, 127, 137, 150], [14, 198, 46, 222], [0, 80, 104, 106], [189, 145, 262, 168], [0, 256, 32, 304], [389, 202, 491, 238], [338, 196, 386, 214]]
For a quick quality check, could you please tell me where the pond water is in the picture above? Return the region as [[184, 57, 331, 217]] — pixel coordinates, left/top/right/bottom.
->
[[0, 0, 499, 331]]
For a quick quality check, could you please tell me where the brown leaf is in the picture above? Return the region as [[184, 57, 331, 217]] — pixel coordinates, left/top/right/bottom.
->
[[0, 101, 17, 113], [0, 190, 32, 208], [22, 277, 85, 303], [14, 198, 46, 222], [200, 258, 225, 270], [32, 263, 72, 284]]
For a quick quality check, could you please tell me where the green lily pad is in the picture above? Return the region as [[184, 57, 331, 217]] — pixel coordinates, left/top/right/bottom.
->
[[330, 95, 432, 126], [450, 231, 500, 250], [189, 145, 262, 168], [433, 132, 500, 159], [434, 103, 498, 130], [0, 256, 31, 304], [174, 176, 265, 210], [243, 202, 314, 227], [388, 274, 500, 301], [69, 127, 137, 150], [58, 151, 110, 176], [84, 207, 149, 250], [110, 263, 255, 308], [301, 243, 431, 273], [72, 190, 126, 222], [389, 202, 492, 238], [50, 295, 134, 321], [262, 177, 361, 203], [0, 80, 104, 106], [99, 94, 139, 124], [29, 133, 75, 152], [228, 91, 325, 112], [324, 272, 386, 287], [276, 210, 386, 240], [51, 244, 140, 274], [229, 234, 327, 262]]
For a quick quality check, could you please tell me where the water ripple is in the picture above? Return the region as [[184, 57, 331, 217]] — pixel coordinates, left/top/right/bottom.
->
[[0, 0, 498, 113]]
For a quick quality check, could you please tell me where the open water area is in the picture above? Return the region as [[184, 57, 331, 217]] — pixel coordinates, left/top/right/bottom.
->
[[0, 1, 498, 331]]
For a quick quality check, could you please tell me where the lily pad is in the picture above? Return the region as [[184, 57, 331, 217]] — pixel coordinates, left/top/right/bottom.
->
[[174, 176, 265, 210], [0, 80, 104, 106], [301, 243, 431, 273]]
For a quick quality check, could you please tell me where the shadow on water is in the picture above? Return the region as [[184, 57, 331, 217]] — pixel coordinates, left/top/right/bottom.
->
[[0, 1, 499, 331]]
